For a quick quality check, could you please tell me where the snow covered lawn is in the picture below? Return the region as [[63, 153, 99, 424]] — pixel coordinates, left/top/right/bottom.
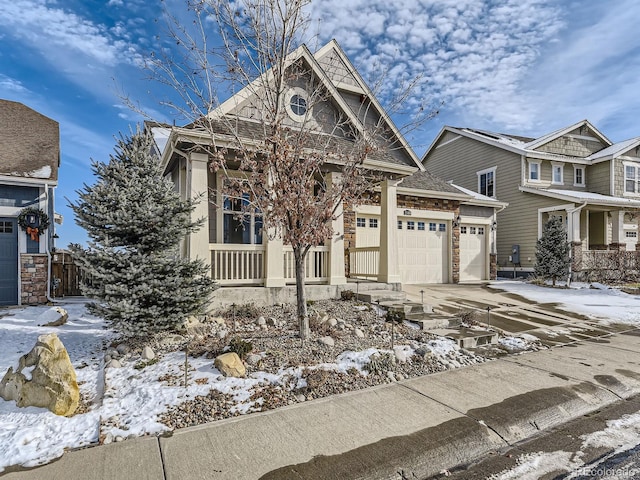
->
[[490, 280, 640, 325]]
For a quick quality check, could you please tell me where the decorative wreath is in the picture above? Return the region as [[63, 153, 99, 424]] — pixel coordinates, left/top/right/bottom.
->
[[17, 207, 50, 242]]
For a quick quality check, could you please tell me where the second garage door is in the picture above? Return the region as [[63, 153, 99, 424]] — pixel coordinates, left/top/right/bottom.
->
[[398, 219, 448, 284], [459, 224, 487, 282]]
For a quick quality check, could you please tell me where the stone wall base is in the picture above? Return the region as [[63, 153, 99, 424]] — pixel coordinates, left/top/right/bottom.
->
[[21, 253, 48, 305]]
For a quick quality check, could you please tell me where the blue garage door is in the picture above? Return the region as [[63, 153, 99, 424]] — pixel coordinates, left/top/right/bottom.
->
[[0, 218, 18, 305]]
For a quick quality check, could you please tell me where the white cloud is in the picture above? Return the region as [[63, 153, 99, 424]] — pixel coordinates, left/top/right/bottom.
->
[[0, 74, 28, 93], [0, 0, 141, 67]]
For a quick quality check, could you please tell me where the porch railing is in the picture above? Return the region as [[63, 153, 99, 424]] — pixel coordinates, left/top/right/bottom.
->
[[283, 246, 330, 284], [349, 247, 379, 279], [210, 244, 265, 285], [581, 250, 640, 282]]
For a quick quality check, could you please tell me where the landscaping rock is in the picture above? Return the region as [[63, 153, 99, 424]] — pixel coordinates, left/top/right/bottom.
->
[[0, 333, 79, 416], [211, 316, 226, 326], [354, 328, 365, 338], [256, 316, 266, 326], [393, 346, 413, 364], [38, 307, 68, 327], [217, 329, 229, 339], [116, 344, 131, 355], [106, 359, 122, 369], [214, 352, 246, 378], [158, 334, 185, 348], [318, 336, 335, 347], [246, 354, 262, 366], [327, 318, 338, 327], [142, 346, 155, 361]]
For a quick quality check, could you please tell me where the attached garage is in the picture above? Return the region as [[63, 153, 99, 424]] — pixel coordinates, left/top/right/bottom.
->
[[0, 218, 18, 305], [459, 224, 488, 282], [398, 218, 449, 284]]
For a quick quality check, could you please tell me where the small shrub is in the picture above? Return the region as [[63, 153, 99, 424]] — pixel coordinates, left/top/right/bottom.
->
[[303, 368, 331, 392], [364, 352, 395, 375], [228, 337, 253, 360], [385, 309, 405, 324], [220, 303, 260, 320], [457, 309, 478, 326], [309, 315, 332, 336], [529, 276, 546, 286], [340, 290, 355, 301], [306, 299, 316, 307]]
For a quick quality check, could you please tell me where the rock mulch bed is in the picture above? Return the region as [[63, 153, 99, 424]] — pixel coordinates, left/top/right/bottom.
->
[[148, 299, 487, 430]]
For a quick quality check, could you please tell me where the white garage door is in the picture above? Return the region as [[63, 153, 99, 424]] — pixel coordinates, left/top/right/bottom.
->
[[459, 224, 487, 282], [398, 219, 448, 284]]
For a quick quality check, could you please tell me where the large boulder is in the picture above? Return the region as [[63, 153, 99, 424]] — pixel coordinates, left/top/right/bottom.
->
[[0, 333, 79, 416], [214, 352, 246, 378]]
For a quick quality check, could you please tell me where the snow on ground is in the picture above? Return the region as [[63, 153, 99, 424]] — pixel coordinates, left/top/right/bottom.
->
[[490, 412, 640, 479], [490, 280, 640, 325], [0, 302, 475, 472]]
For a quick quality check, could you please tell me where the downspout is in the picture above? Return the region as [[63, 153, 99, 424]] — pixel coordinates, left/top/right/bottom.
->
[[566, 201, 588, 286], [44, 183, 57, 303]]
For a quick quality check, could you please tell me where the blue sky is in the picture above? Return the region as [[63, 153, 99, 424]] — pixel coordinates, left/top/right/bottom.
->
[[1, 0, 639, 247]]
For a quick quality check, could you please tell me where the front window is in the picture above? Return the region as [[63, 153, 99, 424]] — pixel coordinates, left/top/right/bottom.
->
[[552, 163, 564, 185], [407, 221, 415, 230], [625, 164, 639, 194], [574, 166, 585, 186], [369, 218, 378, 228], [290, 95, 307, 116], [528, 161, 540, 181], [223, 193, 263, 244], [417, 222, 425, 231], [356, 217, 366, 228], [478, 167, 496, 197]]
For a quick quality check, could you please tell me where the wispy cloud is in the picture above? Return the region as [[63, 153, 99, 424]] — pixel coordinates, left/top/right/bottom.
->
[[0, 74, 28, 93], [0, 0, 140, 67]]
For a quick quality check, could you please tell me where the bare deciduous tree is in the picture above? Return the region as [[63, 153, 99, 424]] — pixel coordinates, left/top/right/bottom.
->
[[126, 0, 438, 339]]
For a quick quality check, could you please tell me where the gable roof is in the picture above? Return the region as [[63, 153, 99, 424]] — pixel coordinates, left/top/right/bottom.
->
[[423, 122, 631, 166], [207, 40, 422, 172], [398, 170, 461, 195], [0, 99, 59, 182]]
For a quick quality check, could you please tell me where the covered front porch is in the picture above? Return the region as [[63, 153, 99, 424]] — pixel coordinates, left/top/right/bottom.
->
[[535, 192, 640, 281]]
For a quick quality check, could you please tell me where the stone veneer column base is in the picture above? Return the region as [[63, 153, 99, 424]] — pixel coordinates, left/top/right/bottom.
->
[[21, 253, 48, 305]]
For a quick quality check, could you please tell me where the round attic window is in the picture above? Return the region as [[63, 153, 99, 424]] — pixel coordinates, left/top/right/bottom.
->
[[290, 94, 307, 116], [285, 88, 310, 121]]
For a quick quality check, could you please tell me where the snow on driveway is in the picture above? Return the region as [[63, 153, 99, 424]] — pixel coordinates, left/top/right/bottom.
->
[[490, 280, 640, 325]]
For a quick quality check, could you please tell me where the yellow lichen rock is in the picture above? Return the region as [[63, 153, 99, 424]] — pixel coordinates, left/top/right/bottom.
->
[[0, 333, 79, 416], [214, 352, 246, 378]]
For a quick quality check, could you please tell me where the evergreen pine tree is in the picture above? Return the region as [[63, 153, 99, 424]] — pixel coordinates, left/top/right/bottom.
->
[[534, 215, 571, 286], [70, 130, 216, 336]]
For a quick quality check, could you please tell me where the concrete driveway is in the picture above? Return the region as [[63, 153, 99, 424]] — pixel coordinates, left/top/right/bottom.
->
[[402, 283, 633, 347]]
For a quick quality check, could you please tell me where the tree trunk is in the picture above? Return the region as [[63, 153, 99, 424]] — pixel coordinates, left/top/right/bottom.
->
[[293, 246, 309, 339]]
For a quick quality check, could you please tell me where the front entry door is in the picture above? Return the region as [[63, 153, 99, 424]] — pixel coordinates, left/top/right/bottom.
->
[[0, 218, 18, 305]]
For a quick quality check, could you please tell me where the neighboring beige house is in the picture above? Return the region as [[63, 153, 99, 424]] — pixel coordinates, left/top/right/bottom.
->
[[0, 99, 60, 305], [423, 120, 640, 279], [154, 40, 506, 298]]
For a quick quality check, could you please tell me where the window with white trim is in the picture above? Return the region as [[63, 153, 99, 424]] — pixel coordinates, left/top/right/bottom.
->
[[417, 222, 425, 231], [397, 220, 403, 230], [552, 163, 564, 185], [369, 218, 378, 228], [477, 167, 496, 197], [429, 222, 436, 231], [574, 166, 585, 187], [407, 221, 415, 230], [478, 227, 485, 235], [460, 226, 467, 234], [625, 163, 639, 194], [356, 217, 366, 228], [626, 231, 638, 238], [528, 161, 541, 182], [223, 193, 263, 244], [439, 223, 446, 232], [470, 226, 476, 234]]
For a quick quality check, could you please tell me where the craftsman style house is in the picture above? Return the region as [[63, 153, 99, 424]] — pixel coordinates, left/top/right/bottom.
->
[[0, 99, 60, 305], [155, 40, 506, 296], [423, 121, 640, 279]]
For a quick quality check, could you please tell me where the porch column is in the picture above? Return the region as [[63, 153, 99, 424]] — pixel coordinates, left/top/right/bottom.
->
[[377, 179, 401, 284], [264, 233, 285, 287], [188, 152, 211, 272], [611, 210, 625, 247], [326, 172, 347, 285]]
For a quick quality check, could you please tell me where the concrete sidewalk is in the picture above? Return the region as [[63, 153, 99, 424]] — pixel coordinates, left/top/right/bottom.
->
[[5, 330, 640, 480]]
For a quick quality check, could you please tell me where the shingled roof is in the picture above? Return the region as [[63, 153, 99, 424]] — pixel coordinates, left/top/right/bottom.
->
[[0, 99, 59, 181], [398, 170, 461, 195]]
